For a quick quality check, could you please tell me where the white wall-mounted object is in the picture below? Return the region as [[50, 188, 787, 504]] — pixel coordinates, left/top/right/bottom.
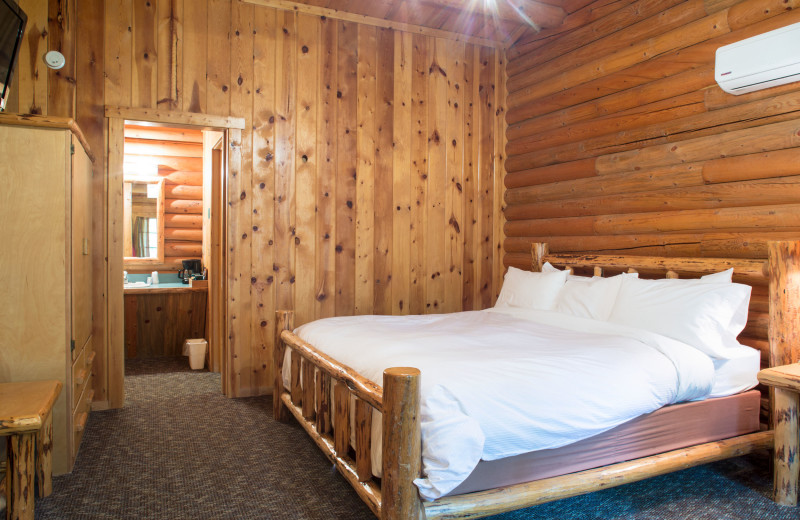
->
[[44, 50, 66, 70], [715, 22, 800, 95]]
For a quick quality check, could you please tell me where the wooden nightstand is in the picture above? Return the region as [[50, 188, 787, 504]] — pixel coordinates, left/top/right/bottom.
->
[[0, 380, 63, 520], [758, 364, 800, 506]]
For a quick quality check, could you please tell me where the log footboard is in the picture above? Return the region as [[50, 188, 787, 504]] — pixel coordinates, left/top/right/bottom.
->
[[273, 310, 424, 520]]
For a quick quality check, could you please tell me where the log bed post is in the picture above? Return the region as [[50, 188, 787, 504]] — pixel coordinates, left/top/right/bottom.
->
[[274, 310, 294, 422], [531, 243, 549, 272], [768, 241, 800, 505], [382, 367, 424, 520], [768, 241, 800, 370]]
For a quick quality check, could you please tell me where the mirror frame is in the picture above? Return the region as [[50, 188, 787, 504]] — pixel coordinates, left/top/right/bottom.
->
[[123, 175, 165, 266]]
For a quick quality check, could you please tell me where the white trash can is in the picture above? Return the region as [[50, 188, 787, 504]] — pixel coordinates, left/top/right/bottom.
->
[[182, 338, 208, 370]]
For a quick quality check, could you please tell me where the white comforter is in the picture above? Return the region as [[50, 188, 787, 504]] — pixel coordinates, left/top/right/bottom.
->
[[289, 308, 715, 500]]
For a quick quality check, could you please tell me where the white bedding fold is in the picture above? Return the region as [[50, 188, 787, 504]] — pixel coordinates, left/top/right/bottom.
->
[[287, 309, 715, 500]]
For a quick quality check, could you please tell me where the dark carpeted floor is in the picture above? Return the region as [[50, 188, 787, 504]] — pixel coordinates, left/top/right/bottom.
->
[[32, 357, 800, 519]]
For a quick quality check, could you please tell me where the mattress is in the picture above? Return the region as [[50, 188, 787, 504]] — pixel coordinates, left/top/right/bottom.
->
[[447, 389, 762, 496]]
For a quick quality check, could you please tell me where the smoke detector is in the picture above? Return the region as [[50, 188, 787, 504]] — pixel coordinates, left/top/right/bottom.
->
[[44, 51, 66, 70]]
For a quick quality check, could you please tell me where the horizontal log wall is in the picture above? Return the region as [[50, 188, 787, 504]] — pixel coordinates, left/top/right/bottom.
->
[[505, 0, 800, 260], [124, 125, 204, 271], [27, 0, 506, 399], [505, 0, 800, 381]]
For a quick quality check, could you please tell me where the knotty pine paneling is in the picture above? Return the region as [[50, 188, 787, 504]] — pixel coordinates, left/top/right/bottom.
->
[[7, 0, 46, 115], [505, 0, 800, 267], [16, 0, 505, 399]]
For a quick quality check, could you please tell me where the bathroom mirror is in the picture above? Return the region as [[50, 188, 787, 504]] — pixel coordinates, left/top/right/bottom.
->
[[123, 176, 165, 265]]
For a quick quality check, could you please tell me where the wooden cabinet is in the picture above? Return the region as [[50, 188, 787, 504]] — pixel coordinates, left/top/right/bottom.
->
[[123, 287, 208, 359], [0, 114, 94, 475]]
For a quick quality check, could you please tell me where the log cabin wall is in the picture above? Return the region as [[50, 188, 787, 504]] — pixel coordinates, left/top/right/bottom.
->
[[504, 0, 800, 266], [8, 0, 506, 400], [504, 0, 800, 380], [123, 124, 205, 271]]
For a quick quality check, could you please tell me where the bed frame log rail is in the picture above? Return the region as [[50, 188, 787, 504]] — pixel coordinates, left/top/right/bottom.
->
[[273, 240, 800, 518], [273, 311, 424, 519]]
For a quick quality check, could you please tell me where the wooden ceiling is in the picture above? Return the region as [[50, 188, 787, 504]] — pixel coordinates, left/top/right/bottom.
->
[[245, 0, 582, 47]]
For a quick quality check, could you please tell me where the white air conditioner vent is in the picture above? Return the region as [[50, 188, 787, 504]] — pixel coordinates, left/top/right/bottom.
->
[[715, 22, 800, 95]]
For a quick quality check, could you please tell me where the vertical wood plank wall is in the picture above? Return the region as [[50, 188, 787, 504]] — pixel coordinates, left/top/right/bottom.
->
[[6, 0, 75, 116], [504, 0, 800, 266], [9, 0, 506, 399]]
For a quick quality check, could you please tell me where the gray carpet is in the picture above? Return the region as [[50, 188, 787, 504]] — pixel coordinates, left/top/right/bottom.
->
[[32, 357, 800, 519]]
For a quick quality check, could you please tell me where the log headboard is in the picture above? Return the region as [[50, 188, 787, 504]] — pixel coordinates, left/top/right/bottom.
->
[[530, 241, 800, 427]]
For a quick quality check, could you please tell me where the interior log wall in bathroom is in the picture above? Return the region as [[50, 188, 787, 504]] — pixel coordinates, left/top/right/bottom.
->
[[124, 124, 205, 272]]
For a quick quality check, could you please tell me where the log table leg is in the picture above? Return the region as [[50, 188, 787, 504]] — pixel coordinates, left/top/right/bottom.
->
[[758, 362, 800, 507], [774, 387, 800, 505], [36, 411, 55, 498], [7, 432, 35, 520]]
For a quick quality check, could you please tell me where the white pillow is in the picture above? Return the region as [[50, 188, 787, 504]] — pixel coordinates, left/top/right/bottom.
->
[[541, 262, 562, 273], [495, 267, 568, 310], [542, 261, 584, 280], [554, 274, 629, 321], [698, 269, 751, 339], [607, 276, 752, 359], [700, 268, 734, 283], [655, 269, 746, 340]]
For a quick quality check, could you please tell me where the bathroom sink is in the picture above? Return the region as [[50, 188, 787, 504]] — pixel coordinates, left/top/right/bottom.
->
[[124, 281, 151, 288]]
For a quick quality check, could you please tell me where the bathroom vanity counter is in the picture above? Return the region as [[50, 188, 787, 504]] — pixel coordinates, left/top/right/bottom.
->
[[123, 282, 207, 294], [123, 286, 207, 359]]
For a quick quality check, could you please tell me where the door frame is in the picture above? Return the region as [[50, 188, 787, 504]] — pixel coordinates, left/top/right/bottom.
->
[[104, 106, 245, 408]]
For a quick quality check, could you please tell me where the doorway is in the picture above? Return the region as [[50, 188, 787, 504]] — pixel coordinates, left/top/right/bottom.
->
[[104, 107, 244, 408], [121, 122, 212, 370]]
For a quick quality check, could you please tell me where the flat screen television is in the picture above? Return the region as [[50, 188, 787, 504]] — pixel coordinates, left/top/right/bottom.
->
[[0, 0, 27, 112]]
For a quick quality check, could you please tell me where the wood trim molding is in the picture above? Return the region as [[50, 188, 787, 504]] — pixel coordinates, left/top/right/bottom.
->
[[105, 112, 238, 408], [104, 106, 246, 130], [242, 0, 505, 49], [0, 113, 96, 163], [106, 117, 126, 409]]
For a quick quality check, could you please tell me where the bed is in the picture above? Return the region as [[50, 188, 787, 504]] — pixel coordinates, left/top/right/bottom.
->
[[272, 241, 800, 519]]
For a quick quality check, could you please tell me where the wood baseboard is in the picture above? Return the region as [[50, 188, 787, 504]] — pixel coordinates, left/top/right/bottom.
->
[[90, 400, 110, 411]]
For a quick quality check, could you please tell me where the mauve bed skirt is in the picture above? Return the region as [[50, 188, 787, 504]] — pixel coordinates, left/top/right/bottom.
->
[[446, 390, 762, 497]]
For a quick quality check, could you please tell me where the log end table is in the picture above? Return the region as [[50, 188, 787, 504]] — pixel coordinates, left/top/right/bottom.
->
[[1, 380, 63, 520]]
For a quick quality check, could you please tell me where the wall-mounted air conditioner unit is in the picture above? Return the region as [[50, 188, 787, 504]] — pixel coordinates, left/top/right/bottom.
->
[[715, 22, 800, 95]]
